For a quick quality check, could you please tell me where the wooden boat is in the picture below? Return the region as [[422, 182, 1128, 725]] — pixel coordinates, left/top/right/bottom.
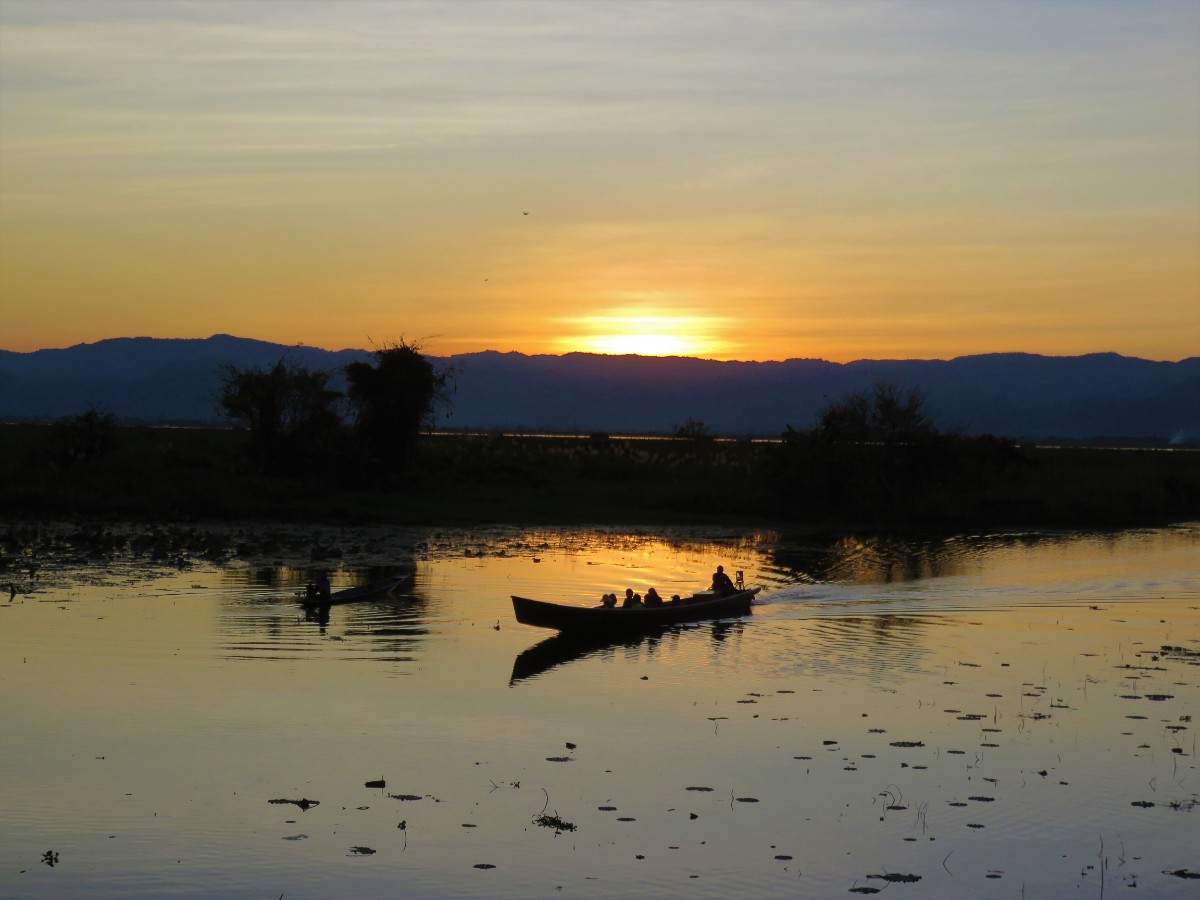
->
[[511, 587, 759, 633], [298, 573, 411, 607]]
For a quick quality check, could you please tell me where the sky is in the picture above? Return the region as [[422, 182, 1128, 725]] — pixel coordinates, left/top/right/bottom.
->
[[1, 0, 1197, 363]]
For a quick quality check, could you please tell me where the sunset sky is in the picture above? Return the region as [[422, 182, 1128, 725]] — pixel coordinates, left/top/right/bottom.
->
[[1, 0, 1197, 362]]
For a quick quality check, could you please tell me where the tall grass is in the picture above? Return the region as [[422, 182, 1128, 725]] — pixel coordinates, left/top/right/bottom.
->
[[1, 423, 1196, 528]]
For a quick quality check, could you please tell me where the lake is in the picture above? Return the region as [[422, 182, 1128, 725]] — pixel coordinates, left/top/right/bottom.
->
[[2, 522, 1198, 899]]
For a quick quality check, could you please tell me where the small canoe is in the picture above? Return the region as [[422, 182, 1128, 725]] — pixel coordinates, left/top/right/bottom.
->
[[298, 573, 411, 607], [512, 587, 759, 633]]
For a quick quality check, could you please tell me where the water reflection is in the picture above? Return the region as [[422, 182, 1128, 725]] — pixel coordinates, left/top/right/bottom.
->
[[4, 522, 1198, 900], [511, 631, 654, 684], [511, 618, 753, 684], [218, 564, 427, 659], [765, 532, 1024, 584], [765, 527, 1200, 587]]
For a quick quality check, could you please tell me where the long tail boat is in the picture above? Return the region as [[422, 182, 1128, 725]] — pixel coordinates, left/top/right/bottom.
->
[[297, 573, 411, 607], [512, 587, 758, 633]]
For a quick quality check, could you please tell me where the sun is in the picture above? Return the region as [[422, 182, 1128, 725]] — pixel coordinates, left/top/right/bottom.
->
[[587, 332, 692, 356], [558, 312, 729, 358]]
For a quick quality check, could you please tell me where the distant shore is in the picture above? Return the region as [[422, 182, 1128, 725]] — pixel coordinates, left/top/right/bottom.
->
[[1, 423, 1197, 530]]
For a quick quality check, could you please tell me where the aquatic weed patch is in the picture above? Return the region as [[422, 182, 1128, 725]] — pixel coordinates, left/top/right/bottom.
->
[[533, 812, 577, 833]]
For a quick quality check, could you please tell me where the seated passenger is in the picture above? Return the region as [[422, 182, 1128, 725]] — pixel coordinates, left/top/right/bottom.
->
[[599, 593, 617, 608], [621, 588, 643, 608], [710, 565, 735, 596], [644, 587, 663, 607]]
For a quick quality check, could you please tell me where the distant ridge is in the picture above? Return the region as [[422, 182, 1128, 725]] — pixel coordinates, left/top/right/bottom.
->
[[1, 336, 1197, 442]]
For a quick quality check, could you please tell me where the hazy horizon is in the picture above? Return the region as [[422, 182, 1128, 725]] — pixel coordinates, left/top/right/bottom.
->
[[2, 331, 1197, 366], [2, 1, 1198, 362]]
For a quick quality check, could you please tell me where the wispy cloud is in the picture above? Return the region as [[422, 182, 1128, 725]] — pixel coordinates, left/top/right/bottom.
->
[[1, 0, 1197, 359]]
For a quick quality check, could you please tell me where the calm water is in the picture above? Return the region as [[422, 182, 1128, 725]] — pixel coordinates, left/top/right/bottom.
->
[[1, 523, 1198, 899]]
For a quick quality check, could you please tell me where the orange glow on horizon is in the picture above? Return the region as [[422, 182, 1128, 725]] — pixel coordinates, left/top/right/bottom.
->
[[552, 310, 733, 358]]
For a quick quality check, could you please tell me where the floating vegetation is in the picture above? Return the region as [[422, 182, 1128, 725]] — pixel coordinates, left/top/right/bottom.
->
[[1160, 645, 1200, 659], [348, 846, 375, 855], [1166, 869, 1200, 879], [42, 850, 59, 868], [869, 872, 921, 883], [473, 863, 496, 869], [364, 778, 385, 788], [269, 798, 319, 811], [968, 796, 995, 802], [889, 741, 924, 748], [1131, 801, 1155, 808], [534, 812, 577, 833], [545, 756, 573, 762], [389, 793, 422, 801], [686, 786, 714, 792], [735, 797, 760, 803]]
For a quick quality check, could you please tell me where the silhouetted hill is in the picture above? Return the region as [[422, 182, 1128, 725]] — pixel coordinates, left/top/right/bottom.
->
[[1, 336, 1197, 442]]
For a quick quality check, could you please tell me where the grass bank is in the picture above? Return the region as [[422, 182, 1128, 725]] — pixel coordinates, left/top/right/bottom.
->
[[1, 423, 1197, 529]]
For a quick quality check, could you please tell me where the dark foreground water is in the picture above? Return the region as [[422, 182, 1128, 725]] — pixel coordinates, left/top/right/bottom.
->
[[1, 523, 1198, 898]]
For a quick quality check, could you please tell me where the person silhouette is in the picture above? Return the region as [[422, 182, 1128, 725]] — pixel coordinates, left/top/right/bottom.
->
[[711, 565, 735, 596]]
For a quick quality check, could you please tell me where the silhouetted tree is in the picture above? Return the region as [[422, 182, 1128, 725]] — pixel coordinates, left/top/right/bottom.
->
[[815, 382, 934, 443], [675, 418, 714, 441], [217, 358, 342, 475], [344, 340, 452, 483], [773, 381, 1025, 524], [774, 382, 941, 518], [48, 406, 117, 466]]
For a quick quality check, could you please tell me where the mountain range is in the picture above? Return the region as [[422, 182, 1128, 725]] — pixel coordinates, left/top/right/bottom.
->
[[2, 335, 1198, 442]]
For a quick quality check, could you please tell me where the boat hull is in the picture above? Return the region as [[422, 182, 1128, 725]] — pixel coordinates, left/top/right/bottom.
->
[[298, 573, 411, 607], [511, 588, 758, 633]]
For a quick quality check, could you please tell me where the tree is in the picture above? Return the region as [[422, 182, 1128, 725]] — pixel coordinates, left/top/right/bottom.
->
[[48, 406, 117, 466], [217, 358, 342, 475], [674, 418, 714, 442], [773, 380, 1025, 523], [815, 382, 933, 444], [775, 381, 943, 518], [344, 340, 452, 482]]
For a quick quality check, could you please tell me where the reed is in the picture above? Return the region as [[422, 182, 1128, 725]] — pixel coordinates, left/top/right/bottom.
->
[[1, 423, 1196, 529]]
